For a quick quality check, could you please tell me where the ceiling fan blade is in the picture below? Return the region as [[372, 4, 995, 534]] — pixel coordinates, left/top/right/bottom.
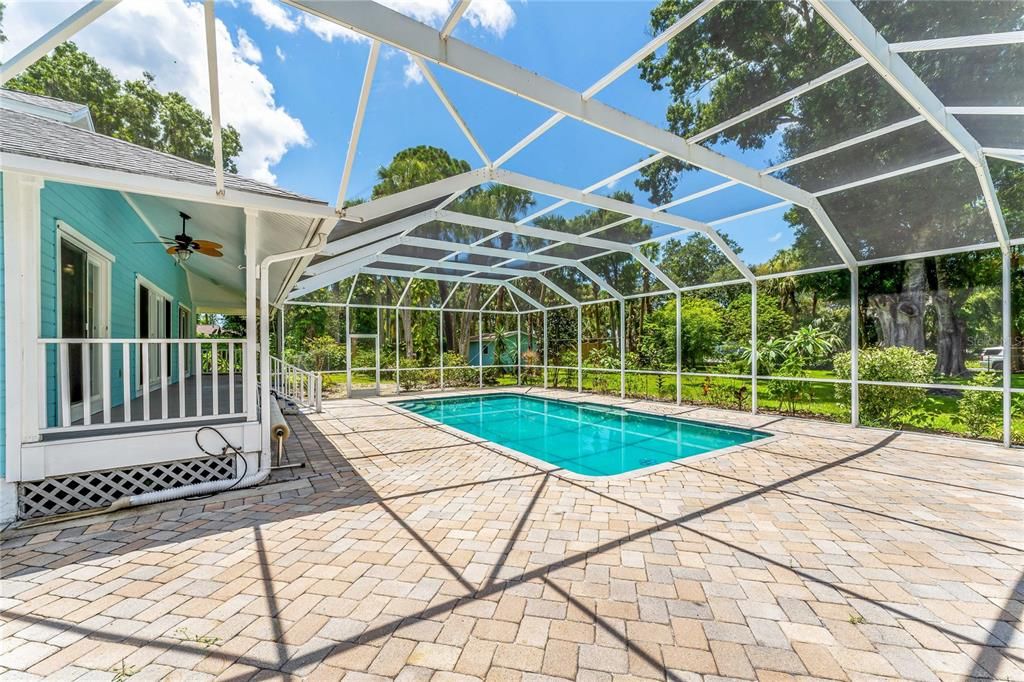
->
[[135, 241, 174, 245], [166, 246, 180, 255], [191, 239, 224, 250], [198, 248, 224, 258]]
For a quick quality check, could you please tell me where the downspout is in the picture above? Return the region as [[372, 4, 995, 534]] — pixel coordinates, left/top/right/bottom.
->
[[107, 231, 329, 511]]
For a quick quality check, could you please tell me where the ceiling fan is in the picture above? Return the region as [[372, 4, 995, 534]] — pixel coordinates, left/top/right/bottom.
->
[[137, 212, 224, 265]]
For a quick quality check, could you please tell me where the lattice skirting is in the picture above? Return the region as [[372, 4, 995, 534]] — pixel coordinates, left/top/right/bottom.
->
[[18, 455, 236, 519]]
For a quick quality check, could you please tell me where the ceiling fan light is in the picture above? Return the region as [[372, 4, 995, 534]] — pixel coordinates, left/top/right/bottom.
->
[[174, 249, 192, 265]]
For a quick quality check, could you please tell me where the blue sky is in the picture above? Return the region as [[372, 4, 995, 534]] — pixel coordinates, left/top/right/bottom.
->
[[4, 0, 800, 267], [215, 0, 796, 266]]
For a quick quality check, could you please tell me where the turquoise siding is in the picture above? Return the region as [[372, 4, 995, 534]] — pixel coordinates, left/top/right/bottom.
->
[[40, 181, 193, 427], [468, 332, 534, 366]]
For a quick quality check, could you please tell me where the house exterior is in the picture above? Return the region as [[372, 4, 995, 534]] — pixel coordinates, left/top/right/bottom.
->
[[468, 331, 534, 366], [0, 89, 333, 522]]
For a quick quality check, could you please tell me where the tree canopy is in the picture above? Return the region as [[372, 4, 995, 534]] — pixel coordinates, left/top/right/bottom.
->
[[7, 42, 243, 173]]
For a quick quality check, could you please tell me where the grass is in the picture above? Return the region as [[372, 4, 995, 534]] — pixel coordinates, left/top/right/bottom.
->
[[322, 366, 1024, 444]]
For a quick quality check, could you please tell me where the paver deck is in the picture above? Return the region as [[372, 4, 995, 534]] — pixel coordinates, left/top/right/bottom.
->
[[2, 387, 1022, 680]]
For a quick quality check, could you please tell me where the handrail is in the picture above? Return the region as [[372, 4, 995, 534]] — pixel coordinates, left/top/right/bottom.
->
[[270, 355, 322, 412]]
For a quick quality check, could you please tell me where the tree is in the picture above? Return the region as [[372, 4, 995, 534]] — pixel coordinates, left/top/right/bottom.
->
[[369, 146, 536, 357], [637, 1, 1023, 375], [659, 233, 742, 292], [7, 43, 242, 172], [676, 297, 723, 369]]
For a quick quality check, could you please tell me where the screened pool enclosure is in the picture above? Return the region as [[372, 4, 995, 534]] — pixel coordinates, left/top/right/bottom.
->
[[265, 0, 1024, 447]]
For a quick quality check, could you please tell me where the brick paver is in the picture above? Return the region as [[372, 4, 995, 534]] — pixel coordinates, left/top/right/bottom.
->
[[1, 387, 1021, 680]]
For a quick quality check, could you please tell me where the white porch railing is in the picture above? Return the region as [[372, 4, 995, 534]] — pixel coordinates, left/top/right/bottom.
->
[[38, 338, 250, 434], [270, 356, 322, 412]]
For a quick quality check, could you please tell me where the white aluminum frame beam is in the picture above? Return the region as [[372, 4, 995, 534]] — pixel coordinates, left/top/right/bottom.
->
[[336, 41, 381, 210], [414, 56, 490, 165], [761, 115, 925, 174], [435, 208, 691, 289], [489, 170, 757, 280], [492, 0, 724, 168], [371, 253, 580, 304], [360, 266, 544, 309], [440, 0, 473, 40], [810, 0, 1009, 251], [0, 0, 122, 85], [203, 1, 225, 196], [285, 0, 824, 209], [400, 236, 623, 300]]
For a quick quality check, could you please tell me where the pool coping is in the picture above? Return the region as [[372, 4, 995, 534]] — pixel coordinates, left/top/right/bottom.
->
[[376, 389, 785, 481]]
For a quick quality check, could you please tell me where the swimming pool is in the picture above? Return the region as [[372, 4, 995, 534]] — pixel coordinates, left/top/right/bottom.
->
[[395, 394, 771, 477]]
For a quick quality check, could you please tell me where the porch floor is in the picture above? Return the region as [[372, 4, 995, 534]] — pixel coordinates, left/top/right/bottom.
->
[[51, 374, 246, 439], [3, 387, 1022, 680]]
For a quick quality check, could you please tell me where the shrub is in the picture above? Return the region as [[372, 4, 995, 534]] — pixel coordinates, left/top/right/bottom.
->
[[956, 371, 1002, 439], [304, 335, 345, 372], [442, 351, 477, 386], [834, 346, 935, 427]]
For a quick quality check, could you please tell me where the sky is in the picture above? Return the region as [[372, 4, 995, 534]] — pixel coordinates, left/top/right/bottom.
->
[[2, 0, 802, 267]]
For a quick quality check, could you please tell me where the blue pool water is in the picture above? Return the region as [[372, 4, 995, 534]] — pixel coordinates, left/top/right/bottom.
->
[[396, 394, 770, 476]]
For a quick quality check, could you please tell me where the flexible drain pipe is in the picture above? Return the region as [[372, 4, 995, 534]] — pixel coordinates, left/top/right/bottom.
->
[[106, 231, 329, 512]]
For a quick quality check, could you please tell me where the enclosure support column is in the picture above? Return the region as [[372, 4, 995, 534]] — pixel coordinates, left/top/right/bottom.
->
[[277, 307, 285, 359], [478, 311, 483, 389], [375, 308, 381, 393], [345, 305, 352, 397], [439, 310, 445, 390], [619, 301, 626, 399], [543, 310, 549, 389], [244, 209, 259, 421], [851, 268, 860, 427], [676, 292, 682, 406], [577, 305, 583, 393], [395, 305, 401, 394], [1003, 250, 1011, 447], [750, 283, 758, 414], [516, 312, 522, 386]]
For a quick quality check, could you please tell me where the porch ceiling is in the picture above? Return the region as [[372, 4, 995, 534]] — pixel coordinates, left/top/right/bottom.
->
[[125, 193, 323, 313]]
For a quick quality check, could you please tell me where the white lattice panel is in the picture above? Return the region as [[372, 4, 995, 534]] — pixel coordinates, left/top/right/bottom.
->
[[18, 455, 235, 519]]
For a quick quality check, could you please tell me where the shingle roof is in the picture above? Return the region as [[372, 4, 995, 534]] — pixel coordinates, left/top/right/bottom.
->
[[0, 88, 88, 115], [0, 107, 323, 204]]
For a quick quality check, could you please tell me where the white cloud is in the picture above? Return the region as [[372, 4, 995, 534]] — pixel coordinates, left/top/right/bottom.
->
[[768, 231, 783, 243], [237, 28, 262, 63], [3, 0, 308, 185], [245, 0, 516, 50], [275, 45, 286, 61], [464, 0, 516, 38], [402, 57, 424, 86], [300, 13, 367, 44], [248, 0, 298, 33]]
